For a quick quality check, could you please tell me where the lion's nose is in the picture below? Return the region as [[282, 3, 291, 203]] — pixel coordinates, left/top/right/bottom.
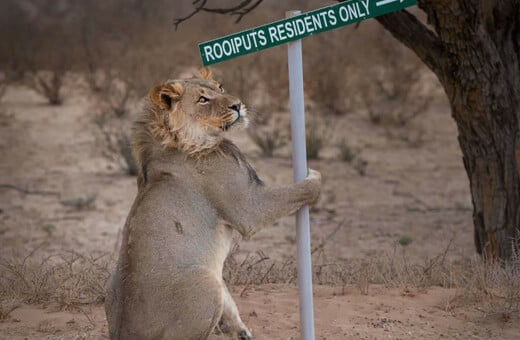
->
[[229, 103, 241, 113]]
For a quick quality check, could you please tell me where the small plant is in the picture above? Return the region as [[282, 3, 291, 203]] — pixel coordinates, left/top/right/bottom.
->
[[353, 157, 368, 176], [60, 195, 96, 210], [106, 79, 133, 118], [27, 71, 65, 105], [91, 77, 133, 118], [116, 133, 138, 176], [248, 128, 287, 157], [42, 224, 56, 237], [306, 128, 324, 160], [398, 235, 413, 247], [94, 109, 138, 176], [337, 138, 356, 162]]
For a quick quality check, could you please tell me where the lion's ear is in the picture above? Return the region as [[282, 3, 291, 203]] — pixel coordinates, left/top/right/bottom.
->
[[149, 83, 184, 110], [197, 67, 213, 80]]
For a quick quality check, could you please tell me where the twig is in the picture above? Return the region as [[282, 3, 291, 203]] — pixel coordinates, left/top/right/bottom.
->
[[233, 0, 262, 23], [173, 0, 264, 29], [260, 263, 275, 284], [311, 219, 345, 254], [76, 305, 96, 327], [239, 282, 252, 298], [422, 236, 453, 275], [174, 0, 209, 30], [0, 184, 59, 197]]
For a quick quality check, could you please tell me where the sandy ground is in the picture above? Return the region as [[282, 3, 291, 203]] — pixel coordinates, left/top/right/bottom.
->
[[2, 285, 519, 340], [0, 83, 518, 339]]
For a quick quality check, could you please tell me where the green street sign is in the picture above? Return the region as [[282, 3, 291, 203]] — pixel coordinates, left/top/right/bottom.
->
[[199, 0, 416, 65]]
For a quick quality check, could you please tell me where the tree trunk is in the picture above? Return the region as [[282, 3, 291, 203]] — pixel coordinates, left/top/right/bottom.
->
[[376, 1, 520, 260]]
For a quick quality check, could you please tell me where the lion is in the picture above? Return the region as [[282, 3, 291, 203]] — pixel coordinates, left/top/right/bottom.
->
[[104, 68, 321, 340]]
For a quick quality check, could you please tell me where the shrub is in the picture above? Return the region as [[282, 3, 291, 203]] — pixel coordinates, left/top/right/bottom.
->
[[304, 33, 355, 116], [306, 127, 324, 160], [337, 138, 356, 163], [357, 29, 434, 128], [248, 127, 287, 157], [27, 71, 65, 105]]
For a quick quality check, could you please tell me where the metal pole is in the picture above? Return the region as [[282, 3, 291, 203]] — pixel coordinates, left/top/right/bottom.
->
[[286, 10, 315, 340]]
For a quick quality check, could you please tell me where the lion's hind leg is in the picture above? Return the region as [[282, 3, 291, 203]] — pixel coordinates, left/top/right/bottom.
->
[[162, 269, 224, 340], [218, 283, 253, 339]]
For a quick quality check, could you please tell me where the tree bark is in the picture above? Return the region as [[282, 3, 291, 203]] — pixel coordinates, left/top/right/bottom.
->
[[377, 1, 520, 260]]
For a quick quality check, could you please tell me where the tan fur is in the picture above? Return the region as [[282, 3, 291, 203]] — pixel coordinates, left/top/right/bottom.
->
[[105, 70, 321, 340]]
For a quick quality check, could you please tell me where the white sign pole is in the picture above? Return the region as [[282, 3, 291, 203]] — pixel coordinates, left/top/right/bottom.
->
[[286, 10, 315, 340]]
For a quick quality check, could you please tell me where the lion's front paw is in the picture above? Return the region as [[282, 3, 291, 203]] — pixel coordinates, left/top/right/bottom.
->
[[306, 168, 322, 204], [307, 169, 321, 182]]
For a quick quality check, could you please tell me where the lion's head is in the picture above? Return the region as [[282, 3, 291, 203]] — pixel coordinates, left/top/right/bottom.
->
[[132, 69, 248, 185], [149, 68, 247, 152]]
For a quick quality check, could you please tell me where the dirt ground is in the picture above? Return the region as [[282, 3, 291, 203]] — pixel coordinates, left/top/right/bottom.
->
[[2, 285, 519, 340], [0, 83, 519, 339]]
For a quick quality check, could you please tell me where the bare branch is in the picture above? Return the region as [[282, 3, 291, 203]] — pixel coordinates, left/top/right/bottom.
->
[[201, 0, 256, 14], [233, 0, 263, 23], [375, 9, 447, 79], [173, 0, 208, 30], [173, 0, 264, 29]]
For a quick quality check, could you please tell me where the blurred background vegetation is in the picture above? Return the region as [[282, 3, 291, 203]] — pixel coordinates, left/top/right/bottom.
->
[[0, 0, 438, 166], [0, 0, 434, 116]]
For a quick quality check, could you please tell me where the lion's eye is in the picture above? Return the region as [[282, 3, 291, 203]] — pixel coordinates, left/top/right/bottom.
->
[[198, 96, 210, 104], [219, 84, 224, 93]]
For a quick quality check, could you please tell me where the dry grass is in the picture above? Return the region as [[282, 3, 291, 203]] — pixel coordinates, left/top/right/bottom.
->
[[93, 99, 139, 176], [447, 255, 520, 320], [247, 127, 288, 157], [224, 239, 520, 318], [0, 247, 111, 312], [1, 239, 519, 321]]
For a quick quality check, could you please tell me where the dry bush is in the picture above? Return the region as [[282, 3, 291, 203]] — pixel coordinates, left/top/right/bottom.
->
[[247, 126, 288, 157], [255, 49, 290, 111], [306, 130, 324, 160], [0, 2, 39, 82], [92, 77, 135, 118], [356, 29, 434, 129], [0, 248, 110, 309], [224, 245, 298, 286], [306, 121, 328, 160], [219, 56, 260, 108], [447, 241, 520, 319], [336, 138, 357, 163], [21, 28, 73, 105], [26, 70, 65, 105], [0, 6, 83, 105], [304, 32, 356, 116], [94, 111, 138, 176]]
